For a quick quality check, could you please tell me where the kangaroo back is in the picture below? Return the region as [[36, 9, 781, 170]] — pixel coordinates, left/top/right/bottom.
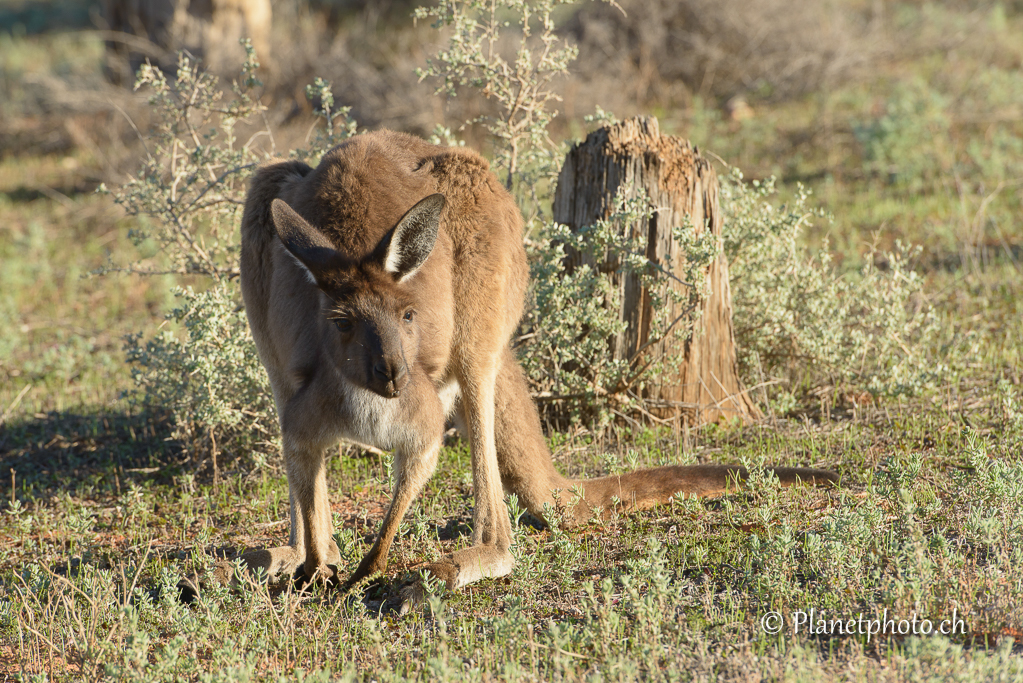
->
[[239, 159, 313, 339]]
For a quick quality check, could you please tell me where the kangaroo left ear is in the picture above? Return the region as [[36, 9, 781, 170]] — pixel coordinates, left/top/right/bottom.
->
[[271, 198, 341, 284], [383, 193, 445, 281]]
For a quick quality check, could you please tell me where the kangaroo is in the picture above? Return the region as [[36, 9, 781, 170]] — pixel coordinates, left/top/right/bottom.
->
[[232, 129, 837, 598]]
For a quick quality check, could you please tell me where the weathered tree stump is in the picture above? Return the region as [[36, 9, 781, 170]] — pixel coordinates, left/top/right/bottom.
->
[[552, 116, 759, 425]]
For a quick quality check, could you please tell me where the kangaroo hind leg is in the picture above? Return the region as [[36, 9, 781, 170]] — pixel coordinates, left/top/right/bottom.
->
[[491, 347, 574, 521], [424, 358, 514, 591]]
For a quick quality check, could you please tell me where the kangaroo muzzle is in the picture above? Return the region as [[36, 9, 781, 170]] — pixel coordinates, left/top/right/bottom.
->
[[372, 357, 409, 398]]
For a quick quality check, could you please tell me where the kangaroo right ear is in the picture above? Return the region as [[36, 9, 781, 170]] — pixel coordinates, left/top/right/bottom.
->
[[271, 198, 339, 282], [383, 193, 445, 282]]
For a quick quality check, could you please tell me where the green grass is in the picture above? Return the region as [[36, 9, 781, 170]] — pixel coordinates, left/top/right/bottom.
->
[[0, 151, 175, 417], [2, 1, 1023, 680], [659, 2, 1023, 266], [2, 403, 1022, 680]]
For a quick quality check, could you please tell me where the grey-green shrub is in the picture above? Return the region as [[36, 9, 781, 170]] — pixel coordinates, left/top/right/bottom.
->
[[720, 168, 942, 402], [99, 46, 267, 280], [122, 285, 277, 464], [107, 49, 357, 465], [852, 78, 953, 192], [519, 192, 716, 424], [414, 0, 582, 197]]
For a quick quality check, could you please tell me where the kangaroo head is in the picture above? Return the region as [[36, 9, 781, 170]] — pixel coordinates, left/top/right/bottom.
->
[[270, 193, 445, 399]]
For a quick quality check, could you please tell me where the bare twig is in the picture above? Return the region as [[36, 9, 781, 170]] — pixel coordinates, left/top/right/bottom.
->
[[0, 384, 32, 428]]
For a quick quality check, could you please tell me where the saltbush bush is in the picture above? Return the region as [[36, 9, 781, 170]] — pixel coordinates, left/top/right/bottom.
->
[[720, 170, 942, 403], [122, 285, 277, 471], [519, 192, 716, 424]]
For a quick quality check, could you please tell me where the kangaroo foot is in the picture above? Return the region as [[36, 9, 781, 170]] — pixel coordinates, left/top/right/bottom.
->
[[384, 545, 514, 614], [348, 572, 435, 617], [426, 545, 514, 590], [344, 546, 514, 617]]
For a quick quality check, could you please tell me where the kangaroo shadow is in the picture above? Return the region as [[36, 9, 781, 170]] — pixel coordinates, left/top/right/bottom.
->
[[0, 408, 184, 502]]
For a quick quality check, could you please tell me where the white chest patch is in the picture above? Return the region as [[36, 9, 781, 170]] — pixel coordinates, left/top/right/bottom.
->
[[438, 378, 461, 419], [337, 379, 405, 450]]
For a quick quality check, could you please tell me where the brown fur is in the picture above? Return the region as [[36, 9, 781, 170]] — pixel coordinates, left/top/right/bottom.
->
[[233, 130, 837, 597]]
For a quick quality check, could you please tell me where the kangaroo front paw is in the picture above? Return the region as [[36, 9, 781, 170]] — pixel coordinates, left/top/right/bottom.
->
[[295, 562, 339, 591], [395, 582, 425, 616], [357, 572, 442, 616]]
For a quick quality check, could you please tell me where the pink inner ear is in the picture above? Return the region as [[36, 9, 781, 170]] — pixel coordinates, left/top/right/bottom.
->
[[382, 194, 444, 280]]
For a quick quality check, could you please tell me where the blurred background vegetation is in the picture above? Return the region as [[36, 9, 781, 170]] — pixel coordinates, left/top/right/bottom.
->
[[3, 0, 1021, 417]]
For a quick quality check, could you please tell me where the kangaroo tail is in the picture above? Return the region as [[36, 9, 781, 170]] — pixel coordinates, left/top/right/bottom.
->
[[562, 465, 837, 523], [493, 348, 837, 526]]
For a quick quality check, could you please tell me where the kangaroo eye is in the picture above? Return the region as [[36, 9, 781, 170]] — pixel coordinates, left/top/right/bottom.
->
[[334, 317, 353, 332], [403, 310, 415, 323]]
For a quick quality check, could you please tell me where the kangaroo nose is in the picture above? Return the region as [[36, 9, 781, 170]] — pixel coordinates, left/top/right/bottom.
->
[[392, 362, 408, 384], [373, 360, 408, 397], [373, 361, 391, 383]]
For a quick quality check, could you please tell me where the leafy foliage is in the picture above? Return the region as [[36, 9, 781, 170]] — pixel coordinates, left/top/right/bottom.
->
[[520, 192, 716, 424], [98, 44, 267, 280], [414, 0, 585, 195], [122, 285, 277, 467], [107, 48, 358, 466], [852, 79, 954, 193], [721, 169, 942, 403]]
